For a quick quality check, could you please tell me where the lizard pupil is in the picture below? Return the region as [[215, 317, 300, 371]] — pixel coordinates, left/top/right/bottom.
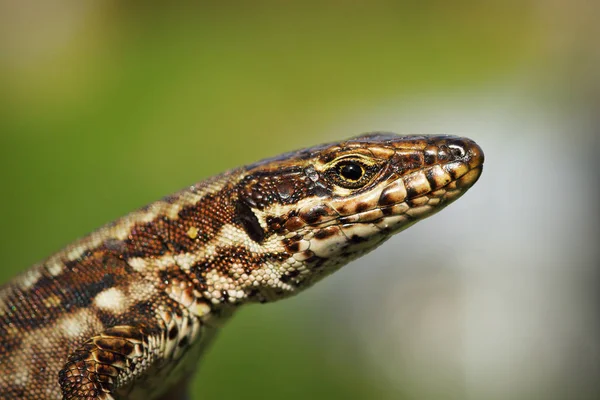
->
[[339, 162, 364, 181]]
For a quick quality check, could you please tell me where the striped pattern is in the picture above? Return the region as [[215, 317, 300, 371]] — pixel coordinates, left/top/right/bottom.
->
[[0, 133, 484, 400]]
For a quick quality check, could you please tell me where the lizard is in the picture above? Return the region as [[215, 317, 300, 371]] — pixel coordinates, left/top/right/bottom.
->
[[0, 133, 484, 400]]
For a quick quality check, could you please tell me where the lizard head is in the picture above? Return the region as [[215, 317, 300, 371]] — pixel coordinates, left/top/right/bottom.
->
[[234, 133, 484, 300]]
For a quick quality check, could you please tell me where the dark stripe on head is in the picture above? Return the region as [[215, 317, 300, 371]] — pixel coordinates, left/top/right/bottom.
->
[[236, 200, 265, 243]]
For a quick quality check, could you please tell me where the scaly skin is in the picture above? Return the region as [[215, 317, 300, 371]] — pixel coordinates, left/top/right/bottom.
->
[[0, 133, 484, 400]]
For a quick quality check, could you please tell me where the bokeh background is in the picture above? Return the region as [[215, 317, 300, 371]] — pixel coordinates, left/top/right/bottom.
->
[[1, 1, 598, 399]]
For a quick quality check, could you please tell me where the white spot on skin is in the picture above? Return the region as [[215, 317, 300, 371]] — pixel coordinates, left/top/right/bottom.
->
[[11, 367, 30, 386], [155, 254, 175, 270], [94, 287, 127, 313], [65, 245, 87, 262], [46, 260, 65, 276], [128, 257, 149, 272], [60, 309, 96, 338], [130, 280, 157, 303], [19, 267, 43, 289]]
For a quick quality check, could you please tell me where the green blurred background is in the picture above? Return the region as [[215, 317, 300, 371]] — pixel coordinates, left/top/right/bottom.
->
[[1, 1, 599, 399]]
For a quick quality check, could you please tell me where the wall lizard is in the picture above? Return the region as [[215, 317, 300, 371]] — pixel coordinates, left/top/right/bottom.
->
[[0, 133, 484, 399]]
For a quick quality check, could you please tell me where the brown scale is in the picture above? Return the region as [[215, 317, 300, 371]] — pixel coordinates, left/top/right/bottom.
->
[[125, 190, 239, 258]]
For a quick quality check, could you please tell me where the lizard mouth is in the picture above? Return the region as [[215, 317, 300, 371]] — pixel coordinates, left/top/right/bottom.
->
[[309, 161, 483, 233], [339, 164, 483, 227]]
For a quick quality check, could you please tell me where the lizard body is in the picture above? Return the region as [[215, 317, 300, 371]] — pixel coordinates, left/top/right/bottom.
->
[[0, 133, 484, 399]]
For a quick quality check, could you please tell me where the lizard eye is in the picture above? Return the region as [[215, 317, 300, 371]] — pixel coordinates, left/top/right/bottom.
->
[[339, 162, 364, 181], [327, 159, 373, 189]]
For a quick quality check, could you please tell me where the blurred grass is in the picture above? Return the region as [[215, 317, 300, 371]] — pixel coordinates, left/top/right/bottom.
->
[[0, 1, 536, 399]]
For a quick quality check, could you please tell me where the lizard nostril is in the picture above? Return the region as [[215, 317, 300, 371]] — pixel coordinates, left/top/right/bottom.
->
[[447, 143, 466, 159], [447, 138, 485, 168]]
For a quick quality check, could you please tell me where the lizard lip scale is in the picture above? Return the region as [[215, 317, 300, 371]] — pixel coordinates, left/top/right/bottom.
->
[[0, 133, 483, 400], [281, 135, 484, 276], [329, 136, 484, 226]]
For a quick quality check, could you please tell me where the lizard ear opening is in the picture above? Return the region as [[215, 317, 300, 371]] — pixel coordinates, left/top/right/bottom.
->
[[236, 200, 265, 243]]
